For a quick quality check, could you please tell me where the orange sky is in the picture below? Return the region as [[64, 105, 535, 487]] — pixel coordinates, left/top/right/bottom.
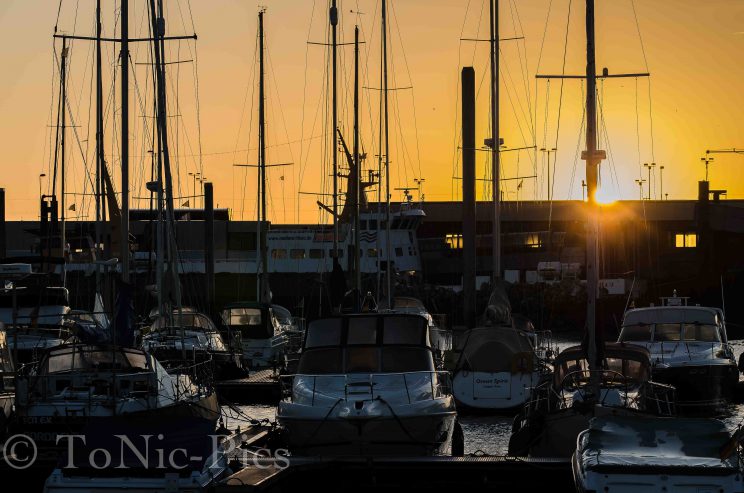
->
[[1, 0, 744, 222]]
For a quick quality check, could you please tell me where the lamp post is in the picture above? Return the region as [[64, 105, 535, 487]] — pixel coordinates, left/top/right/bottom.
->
[[659, 165, 665, 199], [701, 157, 714, 182], [581, 180, 587, 201], [188, 171, 201, 208], [39, 173, 47, 198], [540, 147, 557, 201], [643, 162, 656, 200], [198, 176, 207, 208], [635, 178, 646, 200]]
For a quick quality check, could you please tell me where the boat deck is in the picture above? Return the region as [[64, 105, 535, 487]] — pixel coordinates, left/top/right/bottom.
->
[[216, 368, 281, 402]]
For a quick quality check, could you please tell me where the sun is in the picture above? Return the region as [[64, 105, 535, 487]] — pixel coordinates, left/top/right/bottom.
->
[[595, 187, 618, 205]]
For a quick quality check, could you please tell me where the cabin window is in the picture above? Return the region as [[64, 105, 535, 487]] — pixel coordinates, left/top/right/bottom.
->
[[298, 348, 343, 374], [654, 324, 681, 341], [381, 347, 434, 373], [306, 319, 343, 348], [445, 234, 462, 249], [367, 248, 378, 258], [290, 249, 306, 259], [682, 324, 720, 342], [309, 249, 324, 259], [382, 317, 425, 345], [618, 324, 652, 342], [346, 347, 378, 372], [395, 247, 404, 257], [348, 317, 378, 345], [271, 249, 287, 259], [675, 233, 697, 248]]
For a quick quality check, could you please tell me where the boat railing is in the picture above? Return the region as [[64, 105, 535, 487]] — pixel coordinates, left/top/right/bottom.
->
[[160, 357, 215, 398], [279, 370, 452, 406]]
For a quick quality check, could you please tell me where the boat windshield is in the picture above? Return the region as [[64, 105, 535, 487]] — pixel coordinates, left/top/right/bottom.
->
[[298, 347, 434, 374], [42, 346, 150, 374], [554, 356, 649, 389], [151, 312, 218, 332], [620, 323, 721, 343]]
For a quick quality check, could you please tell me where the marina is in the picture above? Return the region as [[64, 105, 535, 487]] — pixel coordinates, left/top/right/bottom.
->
[[2, 0, 744, 492]]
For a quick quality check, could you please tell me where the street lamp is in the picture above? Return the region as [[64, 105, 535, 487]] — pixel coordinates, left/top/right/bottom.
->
[[659, 165, 665, 200], [635, 178, 646, 200], [188, 172, 201, 208], [643, 162, 656, 200], [540, 147, 557, 201], [198, 176, 207, 208], [39, 173, 46, 198], [701, 157, 714, 182]]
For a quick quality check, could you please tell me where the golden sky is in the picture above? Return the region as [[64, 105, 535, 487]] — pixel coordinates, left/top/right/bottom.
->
[[1, 0, 744, 222]]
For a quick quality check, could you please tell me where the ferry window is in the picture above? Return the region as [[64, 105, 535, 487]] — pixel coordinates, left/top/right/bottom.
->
[[618, 324, 652, 342], [348, 317, 378, 345], [391, 218, 401, 229], [290, 249, 306, 259], [682, 324, 720, 342], [369, 219, 378, 230], [271, 249, 287, 259], [298, 348, 342, 374], [360, 220, 367, 230], [367, 248, 378, 258], [382, 347, 434, 372], [395, 247, 404, 257], [306, 318, 343, 348], [346, 347, 378, 372], [675, 233, 697, 248], [329, 249, 344, 258], [654, 324, 681, 341], [445, 234, 462, 249], [309, 249, 324, 259], [381, 220, 387, 229]]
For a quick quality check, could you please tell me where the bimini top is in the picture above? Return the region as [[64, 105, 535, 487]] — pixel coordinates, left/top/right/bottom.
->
[[623, 306, 722, 326], [150, 310, 219, 333], [304, 313, 430, 350], [455, 326, 535, 373], [553, 343, 651, 388], [578, 415, 737, 473]]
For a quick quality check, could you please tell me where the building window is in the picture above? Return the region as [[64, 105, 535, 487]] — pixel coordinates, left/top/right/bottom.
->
[[445, 234, 463, 249], [271, 249, 287, 259], [395, 247, 404, 257], [367, 248, 378, 258], [309, 249, 324, 259], [290, 249, 306, 259], [525, 233, 542, 249], [675, 233, 697, 248]]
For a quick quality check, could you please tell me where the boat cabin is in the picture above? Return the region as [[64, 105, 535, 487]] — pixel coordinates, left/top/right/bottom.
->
[[220, 302, 279, 340], [297, 313, 434, 375], [619, 306, 726, 344], [552, 343, 652, 391]]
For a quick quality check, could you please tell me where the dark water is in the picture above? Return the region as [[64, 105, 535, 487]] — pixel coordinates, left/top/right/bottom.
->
[[223, 334, 744, 455]]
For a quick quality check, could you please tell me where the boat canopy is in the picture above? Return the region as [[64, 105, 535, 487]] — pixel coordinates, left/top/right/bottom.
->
[[456, 326, 535, 373], [553, 343, 651, 388], [623, 307, 720, 326], [578, 415, 738, 473], [151, 310, 219, 333], [40, 344, 150, 374], [220, 302, 275, 339], [620, 307, 724, 343]]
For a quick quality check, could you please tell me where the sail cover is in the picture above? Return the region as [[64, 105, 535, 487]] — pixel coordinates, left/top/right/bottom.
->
[[456, 326, 535, 373]]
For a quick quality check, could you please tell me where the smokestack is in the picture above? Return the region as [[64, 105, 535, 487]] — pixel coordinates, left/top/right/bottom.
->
[[462, 67, 476, 329], [204, 182, 215, 316]]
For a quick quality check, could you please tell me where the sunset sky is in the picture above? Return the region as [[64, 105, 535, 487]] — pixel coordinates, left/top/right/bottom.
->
[[1, 0, 744, 222]]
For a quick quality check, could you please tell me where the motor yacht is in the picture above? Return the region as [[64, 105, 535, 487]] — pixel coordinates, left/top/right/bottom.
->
[[277, 313, 457, 456], [220, 302, 287, 369]]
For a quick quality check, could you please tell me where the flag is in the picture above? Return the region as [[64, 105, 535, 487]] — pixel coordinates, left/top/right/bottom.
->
[[182, 200, 190, 207], [68, 203, 76, 211]]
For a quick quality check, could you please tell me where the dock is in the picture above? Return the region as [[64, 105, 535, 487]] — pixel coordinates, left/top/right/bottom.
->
[[217, 456, 574, 492], [216, 368, 282, 402]]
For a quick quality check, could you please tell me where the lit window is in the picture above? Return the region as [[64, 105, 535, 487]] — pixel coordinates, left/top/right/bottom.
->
[[525, 234, 541, 249], [309, 249, 324, 259], [674, 233, 697, 248], [271, 249, 287, 259], [290, 249, 306, 259], [445, 234, 463, 249], [367, 248, 378, 258]]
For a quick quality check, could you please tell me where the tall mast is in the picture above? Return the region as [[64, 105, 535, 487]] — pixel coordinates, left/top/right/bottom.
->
[[60, 38, 68, 266], [331, 0, 339, 258], [490, 0, 501, 282], [353, 25, 361, 304], [95, 0, 103, 283], [258, 9, 268, 303], [584, 0, 601, 392], [120, 0, 130, 283], [382, 0, 391, 308]]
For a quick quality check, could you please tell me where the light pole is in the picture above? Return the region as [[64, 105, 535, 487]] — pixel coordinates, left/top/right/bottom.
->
[[540, 147, 557, 201], [198, 176, 207, 208], [581, 179, 587, 201], [643, 162, 656, 199], [635, 178, 646, 200], [701, 157, 714, 182], [188, 171, 201, 208], [659, 165, 665, 199], [39, 173, 46, 198]]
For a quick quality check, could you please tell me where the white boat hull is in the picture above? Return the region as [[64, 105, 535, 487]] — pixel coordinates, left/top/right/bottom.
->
[[452, 370, 541, 412]]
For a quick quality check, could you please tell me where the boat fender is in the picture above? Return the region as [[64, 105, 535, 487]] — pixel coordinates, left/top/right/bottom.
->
[[511, 352, 534, 374]]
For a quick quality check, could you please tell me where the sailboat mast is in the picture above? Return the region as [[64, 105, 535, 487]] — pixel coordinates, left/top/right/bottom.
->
[[331, 1, 339, 258], [382, 0, 391, 308], [95, 0, 103, 282], [60, 38, 68, 266], [258, 9, 268, 303], [490, 0, 501, 281], [353, 25, 361, 303], [584, 0, 601, 386], [120, 0, 130, 283]]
